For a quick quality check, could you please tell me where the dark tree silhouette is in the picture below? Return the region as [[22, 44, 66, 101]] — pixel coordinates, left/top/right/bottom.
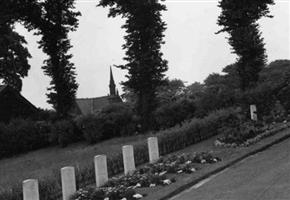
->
[[0, 1, 33, 91], [99, 0, 168, 131], [217, 0, 274, 90], [1, 0, 79, 118], [30, 0, 81, 118]]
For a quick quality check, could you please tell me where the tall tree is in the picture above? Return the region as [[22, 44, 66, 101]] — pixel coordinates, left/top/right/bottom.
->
[[99, 0, 168, 131], [33, 0, 80, 118], [217, 0, 274, 90], [0, 1, 33, 91]]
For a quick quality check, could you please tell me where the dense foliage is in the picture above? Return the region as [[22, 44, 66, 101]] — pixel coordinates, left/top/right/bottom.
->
[[121, 60, 290, 128], [50, 120, 81, 147], [31, 0, 80, 118], [154, 97, 195, 129], [99, 0, 168, 131], [75, 103, 136, 144], [216, 120, 290, 147], [186, 60, 290, 118], [0, 119, 51, 158], [0, 1, 36, 91], [239, 60, 290, 118], [217, 0, 274, 90], [0, 0, 80, 117]]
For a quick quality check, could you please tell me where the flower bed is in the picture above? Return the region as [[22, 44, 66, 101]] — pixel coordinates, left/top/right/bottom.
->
[[71, 152, 221, 200], [215, 121, 290, 148]]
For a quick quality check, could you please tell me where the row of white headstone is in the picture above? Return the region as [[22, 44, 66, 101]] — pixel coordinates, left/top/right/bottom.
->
[[22, 137, 159, 200]]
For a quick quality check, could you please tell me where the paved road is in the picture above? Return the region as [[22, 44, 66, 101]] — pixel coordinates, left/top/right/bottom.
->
[[171, 138, 290, 200]]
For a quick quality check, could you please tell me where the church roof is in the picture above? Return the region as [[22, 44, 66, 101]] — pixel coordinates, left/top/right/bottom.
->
[[74, 95, 122, 115], [72, 66, 122, 116]]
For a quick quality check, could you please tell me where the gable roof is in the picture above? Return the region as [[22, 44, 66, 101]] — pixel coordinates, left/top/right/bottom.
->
[[74, 95, 122, 115], [0, 85, 38, 111]]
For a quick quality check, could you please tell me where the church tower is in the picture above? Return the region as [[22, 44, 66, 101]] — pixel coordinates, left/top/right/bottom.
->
[[109, 66, 116, 96]]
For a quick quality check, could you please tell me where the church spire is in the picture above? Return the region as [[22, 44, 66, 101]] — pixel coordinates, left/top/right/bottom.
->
[[109, 66, 116, 96]]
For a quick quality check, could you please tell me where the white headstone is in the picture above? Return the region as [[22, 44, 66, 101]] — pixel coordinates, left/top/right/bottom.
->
[[148, 137, 159, 163], [122, 145, 136, 175], [23, 179, 39, 200], [61, 167, 76, 200], [94, 155, 108, 187], [250, 104, 258, 121]]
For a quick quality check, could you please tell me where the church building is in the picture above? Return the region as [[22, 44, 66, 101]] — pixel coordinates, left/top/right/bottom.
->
[[72, 67, 122, 115]]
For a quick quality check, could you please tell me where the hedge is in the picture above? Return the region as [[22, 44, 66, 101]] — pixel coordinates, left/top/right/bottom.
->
[[157, 107, 240, 155], [0, 104, 135, 159], [0, 120, 51, 158], [0, 119, 84, 159]]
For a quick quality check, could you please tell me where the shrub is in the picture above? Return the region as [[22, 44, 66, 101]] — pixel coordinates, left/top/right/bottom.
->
[[0, 119, 51, 158], [154, 98, 195, 129], [0, 117, 85, 158], [29, 109, 58, 121], [238, 82, 277, 117], [193, 86, 237, 118], [99, 103, 136, 138], [75, 103, 136, 144], [157, 107, 241, 155], [75, 114, 103, 144], [277, 84, 290, 114], [237, 61, 290, 118], [50, 120, 81, 147], [217, 121, 264, 145], [0, 123, 9, 158]]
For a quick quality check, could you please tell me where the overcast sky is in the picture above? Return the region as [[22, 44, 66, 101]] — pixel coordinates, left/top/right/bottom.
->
[[17, 0, 290, 109]]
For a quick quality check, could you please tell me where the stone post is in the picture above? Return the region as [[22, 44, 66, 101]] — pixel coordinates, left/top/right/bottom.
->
[[122, 145, 135, 175], [148, 137, 159, 163], [94, 155, 108, 187], [23, 179, 39, 200], [250, 104, 258, 121], [61, 167, 76, 200]]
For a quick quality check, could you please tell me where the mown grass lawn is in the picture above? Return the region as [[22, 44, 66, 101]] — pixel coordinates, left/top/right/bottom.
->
[[0, 133, 153, 191]]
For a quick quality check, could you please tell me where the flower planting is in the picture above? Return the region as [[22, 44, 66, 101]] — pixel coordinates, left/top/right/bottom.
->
[[215, 121, 290, 148], [71, 152, 221, 200]]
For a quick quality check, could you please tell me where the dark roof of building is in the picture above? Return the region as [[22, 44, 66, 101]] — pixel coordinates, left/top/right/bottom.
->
[[0, 85, 37, 111], [74, 95, 122, 115]]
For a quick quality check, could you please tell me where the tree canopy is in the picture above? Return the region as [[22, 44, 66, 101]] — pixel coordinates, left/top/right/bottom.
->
[[33, 0, 80, 118], [99, 0, 168, 131], [217, 0, 274, 90], [0, 1, 38, 91], [0, 0, 80, 118]]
